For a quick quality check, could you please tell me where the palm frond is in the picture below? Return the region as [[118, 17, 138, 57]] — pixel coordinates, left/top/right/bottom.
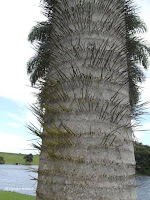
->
[[125, 0, 150, 109], [127, 36, 150, 69], [27, 42, 50, 85], [28, 21, 52, 44], [27, 0, 150, 111]]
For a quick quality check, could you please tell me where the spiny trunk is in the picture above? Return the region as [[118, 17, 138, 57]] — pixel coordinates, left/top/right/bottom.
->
[[36, 0, 137, 199]]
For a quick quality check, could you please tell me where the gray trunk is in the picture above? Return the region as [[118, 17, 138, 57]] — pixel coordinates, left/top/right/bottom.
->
[[36, 0, 137, 199]]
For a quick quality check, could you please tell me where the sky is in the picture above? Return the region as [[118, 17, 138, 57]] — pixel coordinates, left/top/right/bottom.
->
[[0, 0, 150, 154], [0, 0, 45, 154]]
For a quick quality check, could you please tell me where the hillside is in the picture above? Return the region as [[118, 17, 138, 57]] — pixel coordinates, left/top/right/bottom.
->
[[0, 152, 39, 165], [0, 143, 150, 176], [0, 191, 35, 200]]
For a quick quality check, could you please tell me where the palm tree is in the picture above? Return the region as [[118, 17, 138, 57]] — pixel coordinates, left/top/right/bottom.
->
[[28, 0, 150, 199]]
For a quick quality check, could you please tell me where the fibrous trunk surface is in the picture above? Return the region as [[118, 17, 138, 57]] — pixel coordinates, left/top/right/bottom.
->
[[36, 0, 137, 199]]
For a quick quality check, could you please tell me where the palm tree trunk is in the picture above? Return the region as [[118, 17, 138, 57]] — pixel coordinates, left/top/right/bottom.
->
[[36, 0, 137, 199]]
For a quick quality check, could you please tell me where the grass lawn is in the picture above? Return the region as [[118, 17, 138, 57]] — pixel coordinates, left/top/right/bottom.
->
[[0, 191, 35, 200], [0, 152, 39, 165]]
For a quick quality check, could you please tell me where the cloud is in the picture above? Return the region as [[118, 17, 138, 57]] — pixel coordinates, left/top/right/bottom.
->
[[0, 131, 37, 154], [8, 110, 39, 127], [0, 0, 45, 104], [7, 122, 22, 128], [134, 122, 150, 145], [2, 111, 41, 153], [142, 122, 150, 130], [141, 74, 150, 109], [134, 130, 145, 140], [8, 112, 26, 123]]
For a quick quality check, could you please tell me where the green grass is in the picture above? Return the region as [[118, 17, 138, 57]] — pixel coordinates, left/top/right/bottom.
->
[[0, 191, 35, 200], [0, 152, 39, 165]]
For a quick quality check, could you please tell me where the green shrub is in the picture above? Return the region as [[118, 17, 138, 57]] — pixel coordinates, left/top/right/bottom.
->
[[0, 156, 5, 164]]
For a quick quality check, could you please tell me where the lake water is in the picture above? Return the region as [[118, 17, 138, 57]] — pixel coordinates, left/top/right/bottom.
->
[[0, 165, 38, 196], [0, 164, 150, 199], [136, 175, 150, 200]]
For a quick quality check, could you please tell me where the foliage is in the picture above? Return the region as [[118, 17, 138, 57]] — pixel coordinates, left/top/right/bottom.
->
[[0, 156, 5, 164], [124, 0, 150, 111], [23, 154, 33, 165], [0, 191, 35, 200], [135, 142, 150, 176], [0, 152, 39, 165], [27, 0, 150, 112]]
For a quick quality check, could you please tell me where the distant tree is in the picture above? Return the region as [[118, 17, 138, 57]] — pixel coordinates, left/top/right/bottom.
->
[[0, 156, 5, 164], [23, 154, 33, 165]]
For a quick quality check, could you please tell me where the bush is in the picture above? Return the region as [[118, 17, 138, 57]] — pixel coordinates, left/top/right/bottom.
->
[[134, 142, 150, 175], [23, 154, 33, 165], [0, 156, 5, 164]]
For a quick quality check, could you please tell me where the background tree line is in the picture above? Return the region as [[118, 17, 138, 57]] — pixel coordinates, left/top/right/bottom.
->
[[135, 142, 150, 176]]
